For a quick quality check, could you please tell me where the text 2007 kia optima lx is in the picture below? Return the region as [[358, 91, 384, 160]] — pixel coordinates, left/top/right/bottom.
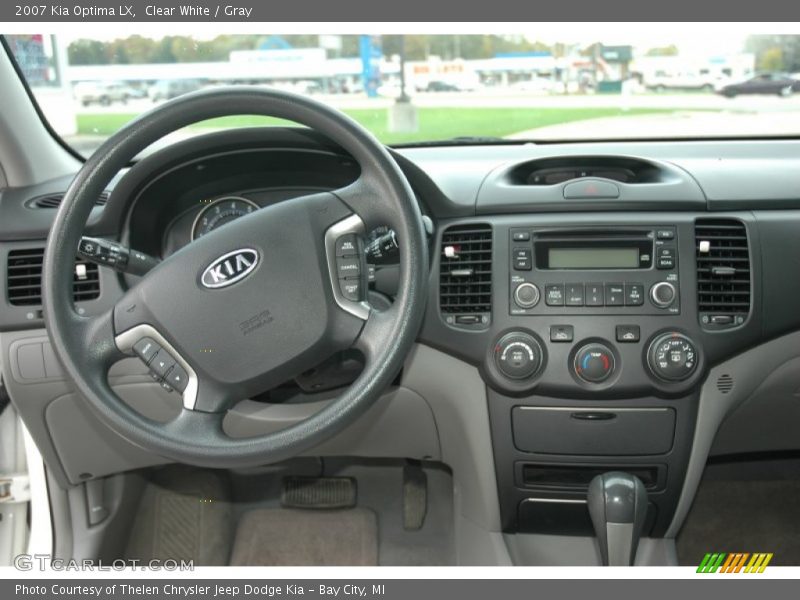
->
[[1, 31, 800, 568]]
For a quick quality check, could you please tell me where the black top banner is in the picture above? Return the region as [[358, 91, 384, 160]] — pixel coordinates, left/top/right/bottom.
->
[[2, 0, 800, 22]]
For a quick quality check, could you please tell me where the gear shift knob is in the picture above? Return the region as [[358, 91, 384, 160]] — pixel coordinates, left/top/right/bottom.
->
[[587, 472, 648, 566]]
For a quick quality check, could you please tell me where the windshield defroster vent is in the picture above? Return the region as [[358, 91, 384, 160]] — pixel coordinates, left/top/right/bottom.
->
[[27, 191, 110, 209], [695, 219, 751, 329], [6, 248, 100, 306], [439, 224, 492, 328]]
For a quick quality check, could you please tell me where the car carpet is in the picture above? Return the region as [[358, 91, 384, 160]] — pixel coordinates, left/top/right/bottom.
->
[[228, 507, 378, 566], [677, 478, 800, 566], [123, 465, 234, 566]]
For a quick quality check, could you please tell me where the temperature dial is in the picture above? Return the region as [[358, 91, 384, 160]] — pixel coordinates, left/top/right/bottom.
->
[[647, 333, 698, 382], [494, 332, 544, 380], [573, 342, 615, 383]]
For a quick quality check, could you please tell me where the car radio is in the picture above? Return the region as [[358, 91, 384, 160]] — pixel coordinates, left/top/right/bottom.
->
[[508, 226, 680, 316]]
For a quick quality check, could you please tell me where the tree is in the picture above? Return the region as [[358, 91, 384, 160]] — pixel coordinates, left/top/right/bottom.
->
[[646, 45, 679, 57], [746, 35, 800, 72], [758, 47, 784, 72]]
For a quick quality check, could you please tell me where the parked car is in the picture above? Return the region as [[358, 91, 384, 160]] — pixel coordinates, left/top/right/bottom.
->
[[72, 81, 130, 106], [148, 79, 204, 102], [426, 80, 460, 92], [718, 73, 799, 97]]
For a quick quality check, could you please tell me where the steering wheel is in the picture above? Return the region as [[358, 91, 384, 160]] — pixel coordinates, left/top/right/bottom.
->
[[43, 88, 428, 468]]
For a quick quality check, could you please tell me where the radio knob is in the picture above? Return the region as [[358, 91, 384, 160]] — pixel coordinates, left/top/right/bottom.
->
[[650, 281, 676, 308], [514, 282, 540, 308]]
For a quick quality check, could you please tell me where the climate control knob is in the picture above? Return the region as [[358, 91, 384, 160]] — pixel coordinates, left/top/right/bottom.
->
[[494, 332, 544, 380], [573, 342, 615, 383], [513, 282, 540, 308], [647, 333, 698, 382], [650, 281, 677, 308]]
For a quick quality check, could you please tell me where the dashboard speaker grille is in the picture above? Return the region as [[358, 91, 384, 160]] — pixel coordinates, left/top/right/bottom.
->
[[439, 224, 492, 324], [716, 374, 734, 394], [6, 248, 100, 306], [695, 218, 751, 328], [27, 191, 110, 209]]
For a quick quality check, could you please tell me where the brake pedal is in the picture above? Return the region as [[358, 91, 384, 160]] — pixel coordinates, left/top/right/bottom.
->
[[281, 476, 357, 509]]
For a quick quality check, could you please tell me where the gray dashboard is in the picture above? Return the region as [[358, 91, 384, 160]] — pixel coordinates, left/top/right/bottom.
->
[[2, 130, 800, 537]]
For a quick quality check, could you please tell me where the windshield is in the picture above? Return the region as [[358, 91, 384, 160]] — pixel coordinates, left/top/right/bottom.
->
[[5, 31, 800, 156]]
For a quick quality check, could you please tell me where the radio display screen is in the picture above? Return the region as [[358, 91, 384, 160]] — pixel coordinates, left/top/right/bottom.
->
[[548, 247, 640, 269]]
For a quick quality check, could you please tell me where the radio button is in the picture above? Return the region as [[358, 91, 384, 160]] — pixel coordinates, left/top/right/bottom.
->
[[513, 248, 532, 271], [625, 283, 645, 306], [605, 283, 624, 306], [545, 284, 565, 306], [566, 283, 585, 306], [657, 257, 675, 269], [586, 283, 604, 306], [512, 231, 531, 242], [656, 229, 675, 240], [656, 246, 676, 270]]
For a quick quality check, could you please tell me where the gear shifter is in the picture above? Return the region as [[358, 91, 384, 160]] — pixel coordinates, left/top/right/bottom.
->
[[587, 472, 648, 566]]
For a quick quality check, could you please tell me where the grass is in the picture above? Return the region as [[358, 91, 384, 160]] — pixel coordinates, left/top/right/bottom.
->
[[76, 106, 674, 145]]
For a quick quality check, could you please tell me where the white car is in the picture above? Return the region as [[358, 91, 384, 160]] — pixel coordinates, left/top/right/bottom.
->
[[72, 81, 130, 106]]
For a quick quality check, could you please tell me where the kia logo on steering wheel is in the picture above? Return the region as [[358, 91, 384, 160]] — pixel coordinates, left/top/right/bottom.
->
[[200, 248, 259, 289]]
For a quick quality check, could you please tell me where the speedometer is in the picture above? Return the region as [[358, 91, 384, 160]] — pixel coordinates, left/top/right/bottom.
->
[[192, 196, 260, 240]]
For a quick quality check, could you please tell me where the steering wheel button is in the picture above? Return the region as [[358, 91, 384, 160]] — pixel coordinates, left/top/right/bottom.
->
[[339, 279, 362, 302], [166, 364, 189, 393], [335, 234, 358, 257], [336, 257, 361, 278], [149, 352, 175, 379], [132, 337, 160, 365]]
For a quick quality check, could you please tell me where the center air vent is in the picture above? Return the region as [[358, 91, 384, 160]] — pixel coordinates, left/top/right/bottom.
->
[[6, 248, 100, 306], [695, 219, 751, 329], [27, 191, 110, 209], [439, 224, 492, 328]]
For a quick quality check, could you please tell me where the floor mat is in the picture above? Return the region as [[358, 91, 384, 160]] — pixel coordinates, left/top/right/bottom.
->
[[123, 465, 234, 566], [229, 507, 378, 566], [677, 479, 800, 566], [229, 459, 456, 565]]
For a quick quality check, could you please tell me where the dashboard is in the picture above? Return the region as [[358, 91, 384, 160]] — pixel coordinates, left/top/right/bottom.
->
[[3, 127, 800, 541]]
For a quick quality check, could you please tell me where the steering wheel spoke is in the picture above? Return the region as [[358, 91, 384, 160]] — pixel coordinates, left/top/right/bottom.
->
[[73, 309, 128, 374]]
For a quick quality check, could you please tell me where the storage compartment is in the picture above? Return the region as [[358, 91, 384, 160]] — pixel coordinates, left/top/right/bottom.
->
[[512, 406, 676, 456], [517, 462, 665, 491], [517, 497, 658, 536]]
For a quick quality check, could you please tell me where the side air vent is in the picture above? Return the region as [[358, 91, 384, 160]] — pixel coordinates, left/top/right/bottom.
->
[[716, 374, 734, 394], [695, 219, 751, 329], [27, 191, 110, 209], [439, 224, 492, 328], [6, 248, 100, 306]]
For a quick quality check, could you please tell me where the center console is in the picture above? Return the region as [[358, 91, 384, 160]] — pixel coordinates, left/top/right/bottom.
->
[[421, 212, 757, 541]]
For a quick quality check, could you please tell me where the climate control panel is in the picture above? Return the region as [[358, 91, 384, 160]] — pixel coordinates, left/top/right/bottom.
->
[[483, 327, 703, 397]]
